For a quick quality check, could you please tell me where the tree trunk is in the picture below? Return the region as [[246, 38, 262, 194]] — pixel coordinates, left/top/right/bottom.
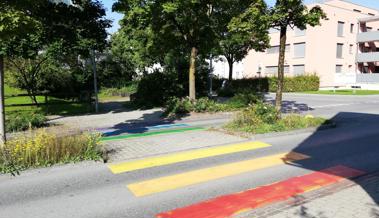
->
[[0, 56, 6, 144], [189, 47, 198, 100], [227, 57, 234, 82], [275, 26, 287, 113]]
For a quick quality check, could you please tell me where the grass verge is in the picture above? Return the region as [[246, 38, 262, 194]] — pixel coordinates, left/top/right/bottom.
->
[[0, 130, 104, 175], [225, 102, 329, 134]]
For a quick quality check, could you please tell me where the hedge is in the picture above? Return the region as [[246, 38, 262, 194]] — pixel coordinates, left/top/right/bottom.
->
[[214, 74, 319, 94]]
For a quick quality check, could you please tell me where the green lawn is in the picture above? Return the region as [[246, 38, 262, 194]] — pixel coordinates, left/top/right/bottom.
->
[[4, 85, 93, 116], [303, 90, 379, 95]]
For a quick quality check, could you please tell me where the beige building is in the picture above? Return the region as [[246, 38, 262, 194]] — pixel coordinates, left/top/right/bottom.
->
[[242, 0, 379, 88]]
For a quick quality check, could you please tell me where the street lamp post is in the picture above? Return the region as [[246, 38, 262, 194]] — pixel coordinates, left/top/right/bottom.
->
[[91, 49, 99, 113]]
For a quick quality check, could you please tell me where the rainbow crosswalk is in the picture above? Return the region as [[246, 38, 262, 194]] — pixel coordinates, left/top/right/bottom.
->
[[107, 139, 366, 218]]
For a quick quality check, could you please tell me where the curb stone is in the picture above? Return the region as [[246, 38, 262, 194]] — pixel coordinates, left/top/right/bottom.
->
[[212, 123, 337, 141], [234, 170, 379, 218]]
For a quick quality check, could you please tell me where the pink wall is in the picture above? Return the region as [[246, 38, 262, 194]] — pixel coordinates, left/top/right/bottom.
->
[[243, 0, 379, 87]]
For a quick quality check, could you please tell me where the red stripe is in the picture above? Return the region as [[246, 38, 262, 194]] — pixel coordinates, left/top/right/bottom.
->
[[156, 165, 365, 218]]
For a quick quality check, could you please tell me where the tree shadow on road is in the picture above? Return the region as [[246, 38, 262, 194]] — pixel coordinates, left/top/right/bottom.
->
[[280, 112, 379, 217]]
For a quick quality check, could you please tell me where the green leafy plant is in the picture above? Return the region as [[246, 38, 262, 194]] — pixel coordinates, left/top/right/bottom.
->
[[225, 102, 326, 134], [0, 130, 103, 175], [6, 111, 47, 132]]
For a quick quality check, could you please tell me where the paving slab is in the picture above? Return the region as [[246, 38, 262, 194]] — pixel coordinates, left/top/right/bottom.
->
[[105, 130, 247, 162]]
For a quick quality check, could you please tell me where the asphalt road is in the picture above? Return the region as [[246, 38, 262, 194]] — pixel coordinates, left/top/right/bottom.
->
[[1, 94, 379, 218]]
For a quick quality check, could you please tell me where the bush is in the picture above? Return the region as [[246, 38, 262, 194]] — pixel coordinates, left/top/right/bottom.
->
[[100, 82, 138, 97], [226, 92, 264, 109], [6, 112, 47, 132], [215, 75, 319, 96], [225, 102, 326, 134], [268, 75, 320, 92], [132, 71, 185, 107], [164, 97, 226, 117], [0, 130, 103, 175]]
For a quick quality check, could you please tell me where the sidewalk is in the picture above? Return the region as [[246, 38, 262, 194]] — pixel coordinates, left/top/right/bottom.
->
[[105, 129, 246, 162], [238, 172, 379, 218]]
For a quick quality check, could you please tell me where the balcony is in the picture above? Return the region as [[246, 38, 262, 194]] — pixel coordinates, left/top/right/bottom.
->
[[356, 52, 379, 63], [357, 31, 379, 43]]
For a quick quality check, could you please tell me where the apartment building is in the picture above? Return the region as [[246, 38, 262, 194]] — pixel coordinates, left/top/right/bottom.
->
[[240, 0, 379, 88]]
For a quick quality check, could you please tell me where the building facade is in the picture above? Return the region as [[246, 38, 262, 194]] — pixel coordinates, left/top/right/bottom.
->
[[240, 0, 379, 88]]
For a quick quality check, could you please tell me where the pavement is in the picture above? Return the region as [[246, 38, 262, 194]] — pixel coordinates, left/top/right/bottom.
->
[[1, 93, 379, 218]]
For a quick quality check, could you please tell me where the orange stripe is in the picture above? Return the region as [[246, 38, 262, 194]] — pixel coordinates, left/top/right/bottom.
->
[[156, 165, 365, 218]]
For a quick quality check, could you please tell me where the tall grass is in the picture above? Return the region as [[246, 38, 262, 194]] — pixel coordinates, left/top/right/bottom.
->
[[0, 130, 104, 175]]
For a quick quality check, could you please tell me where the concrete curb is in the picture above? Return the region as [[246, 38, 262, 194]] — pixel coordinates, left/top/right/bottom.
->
[[212, 123, 337, 141]]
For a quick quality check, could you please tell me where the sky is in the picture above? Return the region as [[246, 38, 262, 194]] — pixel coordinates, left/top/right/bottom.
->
[[101, 0, 379, 34]]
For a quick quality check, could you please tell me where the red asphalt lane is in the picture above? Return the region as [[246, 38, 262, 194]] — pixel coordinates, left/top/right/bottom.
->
[[156, 165, 365, 218]]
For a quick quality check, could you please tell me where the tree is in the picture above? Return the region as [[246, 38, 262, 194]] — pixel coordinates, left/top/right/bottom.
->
[[0, 0, 110, 142], [269, 0, 326, 111], [217, 0, 270, 82], [114, 0, 220, 100]]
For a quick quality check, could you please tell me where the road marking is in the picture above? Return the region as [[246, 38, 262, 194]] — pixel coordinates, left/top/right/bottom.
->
[[108, 141, 271, 174], [128, 152, 310, 197], [101, 127, 204, 142], [156, 165, 365, 218]]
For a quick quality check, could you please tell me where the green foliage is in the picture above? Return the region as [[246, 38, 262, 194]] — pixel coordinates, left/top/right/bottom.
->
[[133, 71, 185, 107], [99, 82, 138, 98], [6, 111, 47, 132], [226, 92, 264, 109], [0, 131, 103, 175], [268, 75, 320, 92], [215, 75, 319, 94], [164, 97, 226, 117], [225, 0, 270, 80], [226, 102, 326, 134], [163, 92, 263, 117]]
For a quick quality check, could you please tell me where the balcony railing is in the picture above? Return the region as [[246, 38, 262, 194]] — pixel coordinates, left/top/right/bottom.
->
[[356, 52, 379, 63], [357, 31, 379, 43]]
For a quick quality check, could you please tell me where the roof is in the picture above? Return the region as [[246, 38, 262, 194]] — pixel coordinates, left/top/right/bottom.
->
[[358, 15, 379, 23]]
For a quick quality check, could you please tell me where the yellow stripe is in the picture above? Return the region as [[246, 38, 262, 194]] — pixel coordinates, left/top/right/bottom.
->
[[108, 141, 271, 174], [128, 152, 310, 197]]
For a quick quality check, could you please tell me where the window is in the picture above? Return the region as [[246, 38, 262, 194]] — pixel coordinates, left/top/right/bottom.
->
[[367, 27, 373, 32], [265, 66, 290, 74], [353, 9, 361, 13], [336, 43, 344, 58], [293, 65, 305, 75], [350, 24, 354, 33], [337, 21, 344, 37], [267, 45, 279, 54], [294, 43, 306, 58], [294, 27, 306, 36], [267, 44, 290, 54], [349, 44, 354, 54], [265, 66, 278, 74], [368, 13, 375, 16], [336, 65, 343, 73]]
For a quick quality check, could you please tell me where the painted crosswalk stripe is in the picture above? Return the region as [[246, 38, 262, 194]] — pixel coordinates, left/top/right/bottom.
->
[[101, 127, 204, 142], [156, 165, 365, 218], [108, 141, 271, 174], [127, 152, 310, 197]]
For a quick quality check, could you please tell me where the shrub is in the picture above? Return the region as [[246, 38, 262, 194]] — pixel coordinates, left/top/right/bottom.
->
[[215, 75, 319, 95], [225, 102, 326, 134], [132, 71, 185, 107], [6, 112, 47, 132], [0, 130, 103, 175], [268, 74, 320, 92], [164, 97, 226, 117], [100, 82, 138, 97], [226, 92, 264, 109]]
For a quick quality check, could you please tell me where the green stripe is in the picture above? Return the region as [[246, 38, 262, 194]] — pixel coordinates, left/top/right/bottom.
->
[[101, 127, 205, 141]]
